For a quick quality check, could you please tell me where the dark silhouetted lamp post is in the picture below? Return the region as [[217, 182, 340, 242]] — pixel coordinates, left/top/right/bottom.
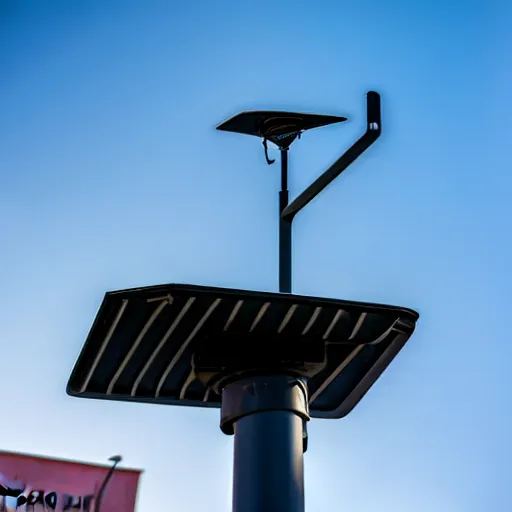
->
[[95, 455, 122, 512]]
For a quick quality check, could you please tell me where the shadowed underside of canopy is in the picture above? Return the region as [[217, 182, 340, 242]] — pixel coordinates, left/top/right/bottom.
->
[[67, 284, 418, 420]]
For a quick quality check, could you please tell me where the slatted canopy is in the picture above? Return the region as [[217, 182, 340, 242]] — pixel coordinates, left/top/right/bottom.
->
[[67, 284, 418, 420]]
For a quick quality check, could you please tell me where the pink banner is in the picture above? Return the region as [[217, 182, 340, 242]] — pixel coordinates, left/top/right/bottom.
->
[[0, 451, 141, 512]]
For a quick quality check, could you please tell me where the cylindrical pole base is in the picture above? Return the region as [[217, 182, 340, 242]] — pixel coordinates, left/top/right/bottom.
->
[[221, 374, 309, 512], [232, 410, 305, 512]]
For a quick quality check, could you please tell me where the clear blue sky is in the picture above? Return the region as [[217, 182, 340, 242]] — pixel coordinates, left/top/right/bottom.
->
[[1, 1, 511, 510]]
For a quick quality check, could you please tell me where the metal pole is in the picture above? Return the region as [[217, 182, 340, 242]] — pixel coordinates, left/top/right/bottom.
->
[[279, 148, 292, 294], [277, 147, 309, 452], [95, 455, 122, 512], [222, 374, 309, 512]]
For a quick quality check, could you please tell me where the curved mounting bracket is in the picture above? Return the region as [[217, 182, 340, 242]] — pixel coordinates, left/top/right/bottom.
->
[[280, 91, 381, 222], [262, 138, 276, 165]]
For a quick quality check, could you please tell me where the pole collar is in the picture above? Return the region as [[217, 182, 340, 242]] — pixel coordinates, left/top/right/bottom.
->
[[220, 374, 310, 435]]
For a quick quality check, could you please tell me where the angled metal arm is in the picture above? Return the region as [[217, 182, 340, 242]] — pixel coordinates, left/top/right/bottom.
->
[[280, 91, 381, 222]]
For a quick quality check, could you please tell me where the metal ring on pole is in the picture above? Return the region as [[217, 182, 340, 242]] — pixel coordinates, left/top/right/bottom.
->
[[220, 374, 310, 435]]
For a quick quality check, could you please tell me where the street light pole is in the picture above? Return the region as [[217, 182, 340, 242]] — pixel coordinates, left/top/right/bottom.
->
[[94, 455, 122, 512], [221, 92, 382, 512], [67, 90, 420, 512]]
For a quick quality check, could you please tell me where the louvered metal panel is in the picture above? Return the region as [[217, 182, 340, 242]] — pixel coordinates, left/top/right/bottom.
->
[[67, 284, 418, 419]]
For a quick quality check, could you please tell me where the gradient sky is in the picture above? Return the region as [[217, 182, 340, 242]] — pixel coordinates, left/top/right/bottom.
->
[[1, 1, 511, 511]]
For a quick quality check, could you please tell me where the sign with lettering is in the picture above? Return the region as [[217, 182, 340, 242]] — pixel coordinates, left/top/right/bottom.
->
[[0, 451, 141, 512]]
